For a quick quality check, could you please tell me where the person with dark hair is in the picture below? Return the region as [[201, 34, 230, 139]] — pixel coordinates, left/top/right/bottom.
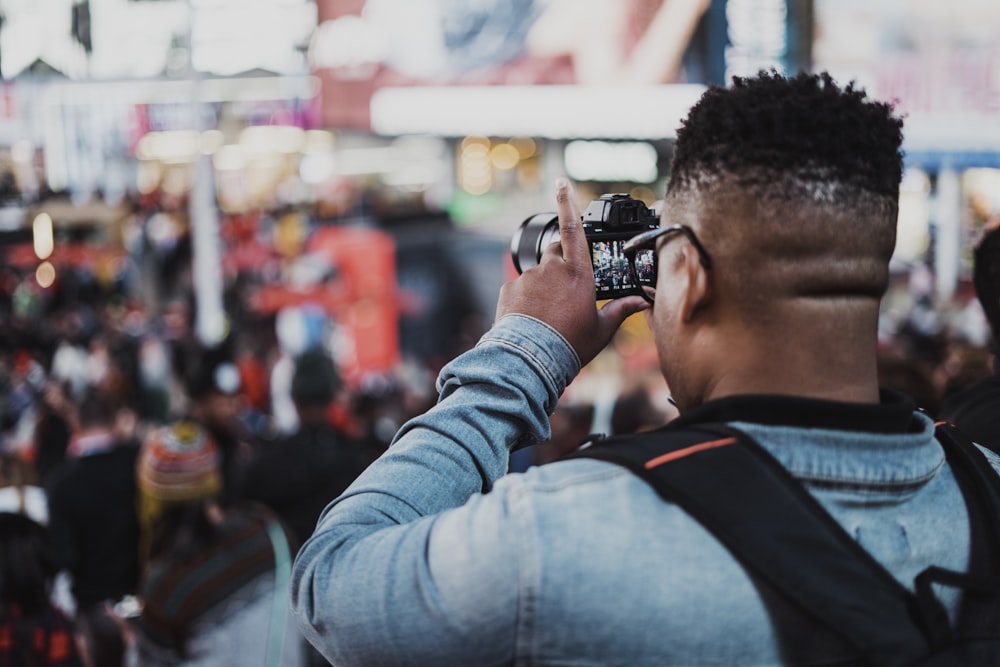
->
[[527, 401, 595, 467], [0, 513, 85, 666], [609, 368, 678, 435], [239, 348, 367, 550], [127, 421, 302, 667], [45, 390, 141, 666], [876, 350, 942, 418], [241, 348, 368, 667], [291, 72, 1000, 665], [939, 221, 1000, 452], [32, 382, 75, 490], [183, 338, 261, 503]]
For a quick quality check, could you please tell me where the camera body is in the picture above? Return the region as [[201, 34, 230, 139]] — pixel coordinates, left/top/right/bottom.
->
[[511, 193, 659, 300]]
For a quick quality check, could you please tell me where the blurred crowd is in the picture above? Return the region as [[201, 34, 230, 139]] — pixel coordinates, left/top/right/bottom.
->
[[0, 250, 433, 665]]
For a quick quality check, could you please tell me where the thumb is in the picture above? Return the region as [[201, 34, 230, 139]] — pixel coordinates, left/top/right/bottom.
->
[[598, 295, 650, 332], [574, 296, 650, 365]]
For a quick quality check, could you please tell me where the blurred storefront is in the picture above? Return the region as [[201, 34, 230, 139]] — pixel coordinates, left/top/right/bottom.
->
[[5, 0, 996, 394]]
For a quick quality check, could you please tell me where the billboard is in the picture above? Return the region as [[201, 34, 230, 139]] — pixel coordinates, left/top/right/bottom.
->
[[0, 0, 316, 80], [310, 0, 728, 137], [311, 0, 815, 138]]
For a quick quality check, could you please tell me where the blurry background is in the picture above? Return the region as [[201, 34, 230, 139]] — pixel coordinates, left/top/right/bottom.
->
[[1, 0, 999, 435]]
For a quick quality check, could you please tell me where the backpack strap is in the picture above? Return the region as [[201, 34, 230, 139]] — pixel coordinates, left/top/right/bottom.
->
[[569, 424, 936, 666], [918, 423, 1000, 639]]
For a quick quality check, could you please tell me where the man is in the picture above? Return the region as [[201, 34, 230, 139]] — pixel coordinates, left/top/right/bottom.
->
[[184, 339, 259, 501], [46, 390, 141, 664], [239, 347, 367, 550], [292, 72, 1000, 665], [241, 347, 369, 667], [129, 420, 303, 667]]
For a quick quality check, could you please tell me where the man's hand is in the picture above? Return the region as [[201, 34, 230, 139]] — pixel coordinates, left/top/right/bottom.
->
[[495, 177, 649, 367]]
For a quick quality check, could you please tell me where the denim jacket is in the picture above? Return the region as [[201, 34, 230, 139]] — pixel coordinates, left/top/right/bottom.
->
[[291, 314, 1000, 667]]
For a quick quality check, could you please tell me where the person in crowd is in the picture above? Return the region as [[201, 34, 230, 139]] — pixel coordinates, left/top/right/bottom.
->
[[876, 350, 942, 418], [45, 391, 141, 666], [528, 401, 595, 467], [290, 71, 1000, 665], [183, 339, 260, 501], [0, 512, 85, 666], [0, 351, 47, 456], [32, 381, 76, 490], [239, 347, 367, 551], [127, 420, 302, 667], [939, 221, 1000, 452], [609, 367, 678, 435], [935, 339, 993, 399], [347, 369, 427, 468]]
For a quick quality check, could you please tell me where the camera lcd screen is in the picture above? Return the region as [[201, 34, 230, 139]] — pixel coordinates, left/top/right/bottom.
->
[[589, 239, 657, 299], [590, 240, 633, 296]]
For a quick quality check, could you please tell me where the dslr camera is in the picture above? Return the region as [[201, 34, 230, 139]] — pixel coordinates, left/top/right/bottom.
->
[[511, 193, 659, 300]]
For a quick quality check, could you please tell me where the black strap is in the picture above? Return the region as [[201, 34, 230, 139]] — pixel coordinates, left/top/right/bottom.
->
[[930, 424, 1000, 638], [933, 424, 1000, 576], [570, 422, 1000, 666]]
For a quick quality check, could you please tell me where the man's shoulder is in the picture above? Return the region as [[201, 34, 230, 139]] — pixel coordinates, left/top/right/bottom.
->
[[243, 428, 365, 489], [255, 427, 357, 464], [59, 441, 140, 482], [100, 440, 142, 466]]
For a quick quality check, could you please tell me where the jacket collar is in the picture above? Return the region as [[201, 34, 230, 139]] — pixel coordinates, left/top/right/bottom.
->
[[671, 390, 920, 435]]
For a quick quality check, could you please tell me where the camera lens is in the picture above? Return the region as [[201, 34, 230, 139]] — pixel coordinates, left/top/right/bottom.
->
[[510, 213, 560, 274]]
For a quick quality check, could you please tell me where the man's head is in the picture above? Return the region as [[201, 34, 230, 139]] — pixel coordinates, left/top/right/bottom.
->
[[291, 347, 341, 422], [651, 71, 905, 409], [76, 391, 117, 433], [185, 341, 243, 427]]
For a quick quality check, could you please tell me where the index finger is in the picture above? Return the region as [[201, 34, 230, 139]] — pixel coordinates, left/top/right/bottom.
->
[[554, 177, 588, 266]]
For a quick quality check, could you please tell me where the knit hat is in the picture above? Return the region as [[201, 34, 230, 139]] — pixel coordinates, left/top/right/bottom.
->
[[137, 421, 222, 504]]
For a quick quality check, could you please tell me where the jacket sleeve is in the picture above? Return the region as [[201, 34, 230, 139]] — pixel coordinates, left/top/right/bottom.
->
[[290, 315, 580, 667]]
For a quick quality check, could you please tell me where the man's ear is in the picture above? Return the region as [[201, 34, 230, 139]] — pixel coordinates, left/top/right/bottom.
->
[[679, 244, 712, 323]]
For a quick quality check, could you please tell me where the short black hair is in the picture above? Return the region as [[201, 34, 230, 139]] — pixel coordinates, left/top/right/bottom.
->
[[291, 348, 341, 408], [669, 71, 904, 199], [77, 390, 118, 429]]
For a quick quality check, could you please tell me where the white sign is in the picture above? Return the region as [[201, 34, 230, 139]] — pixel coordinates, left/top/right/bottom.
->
[[0, 0, 316, 80]]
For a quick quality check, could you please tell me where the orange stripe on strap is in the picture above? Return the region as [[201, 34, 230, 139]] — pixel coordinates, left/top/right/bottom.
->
[[644, 437, 738, 469]]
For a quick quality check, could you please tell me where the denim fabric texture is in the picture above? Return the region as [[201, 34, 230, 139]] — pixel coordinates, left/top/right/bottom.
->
[[291, 314, 1000, 667]]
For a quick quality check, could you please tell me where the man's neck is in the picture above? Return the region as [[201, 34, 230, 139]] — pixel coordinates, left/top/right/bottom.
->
[[697, 315, 882, 407]]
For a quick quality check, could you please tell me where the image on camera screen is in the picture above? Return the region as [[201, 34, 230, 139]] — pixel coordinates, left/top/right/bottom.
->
[[631, 248, 656, 286], [590, 240, 634, 295]]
